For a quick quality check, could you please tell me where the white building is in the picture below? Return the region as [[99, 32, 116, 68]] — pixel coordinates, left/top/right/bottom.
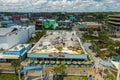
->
[[0, 25, 35, 49]]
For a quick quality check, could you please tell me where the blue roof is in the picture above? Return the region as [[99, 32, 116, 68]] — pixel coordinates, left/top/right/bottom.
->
[[113, 57, 120, 61], [21, 66, 42, 72], [1, 21, 18, 25], [102, 61, 114, 68]]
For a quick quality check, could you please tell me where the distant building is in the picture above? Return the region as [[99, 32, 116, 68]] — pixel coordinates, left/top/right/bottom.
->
[[20, 18, 29, 27], [43, 19, 56, 30], [35, 19, 56, 30], [35, 19, 44, 30], [29, 13, 52, 18], [69, 15, 76, 21], [108, 14, 120, 30], [12, 15, 26, 21], [0, 21, 18, 27], [0, 25, 35, 49], [77, 22, 102, 30], [57, 20, 72, 29]]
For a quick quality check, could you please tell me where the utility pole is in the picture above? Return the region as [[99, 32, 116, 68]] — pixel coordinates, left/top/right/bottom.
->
[[41, 71, 43, 80]]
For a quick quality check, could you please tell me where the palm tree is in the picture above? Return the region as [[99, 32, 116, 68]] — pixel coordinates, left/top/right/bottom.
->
[[88, 29, 94, 36], [107, 45, 115, 57], [53, 66, 61, 80], [105, 73, 115, 80], [59, 64, 66, 80], [11, 60, 20, 75], [53, 64, 66, 80], [98, 31, 109, 44], [114, 40, 120, 51]]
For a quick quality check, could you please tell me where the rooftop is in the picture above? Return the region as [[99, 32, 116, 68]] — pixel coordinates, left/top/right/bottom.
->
[[29, 31, 84, 55], [9, 44, 28, 51], [0, 25, 33, 36], [0, 28, 13, 36], [78, 22, 102, 26]]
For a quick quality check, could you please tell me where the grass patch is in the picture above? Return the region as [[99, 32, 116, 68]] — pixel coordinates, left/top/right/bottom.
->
[[64, 76, 88, 80], [0, 74, 19, 80]]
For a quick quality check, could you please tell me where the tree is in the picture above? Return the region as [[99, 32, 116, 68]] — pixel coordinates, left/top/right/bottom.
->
[[98, 31, 109, 43], [53, 64, 66, 80], [105, 73, 115, 80], [114, 40, 120, 51], [107, 45, 115, 56], [109, 25, 116, 36], [88, 29, 94, 36], [82, 33, 89, 41], [94, 45, 101, 55], [53, 66, 61, 80], [11, 60, 20, 75], [59, 64, 66, 80]]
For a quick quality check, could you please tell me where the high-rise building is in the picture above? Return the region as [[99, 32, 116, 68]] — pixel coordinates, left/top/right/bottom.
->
[[108, 14, 120, 30]]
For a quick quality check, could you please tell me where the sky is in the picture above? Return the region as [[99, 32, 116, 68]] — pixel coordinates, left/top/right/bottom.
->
[[0, 0, 120, 12]]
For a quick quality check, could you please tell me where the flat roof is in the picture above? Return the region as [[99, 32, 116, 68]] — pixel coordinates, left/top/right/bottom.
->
[[9, 44, 29, 51], [0, 28, 13, 36], [0, 25, 34, 36], [78, 22, 102, 26], [29, 31, 84, 55]]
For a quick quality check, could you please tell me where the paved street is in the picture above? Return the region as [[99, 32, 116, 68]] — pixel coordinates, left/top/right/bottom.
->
[[75, 31, 104, 80], [76, 31, 103, 68]]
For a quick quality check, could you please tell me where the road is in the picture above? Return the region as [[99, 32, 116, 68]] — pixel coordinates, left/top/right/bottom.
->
[[75, 31, 104, 69], [75, 31, 105, 80]]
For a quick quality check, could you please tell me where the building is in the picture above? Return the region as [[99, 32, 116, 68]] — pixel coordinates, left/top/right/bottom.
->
[[77, 22, 102, 30], [43, 19, 56, 30], [29, 13, 52, 18], [108, 14, 120, 30], [0, 44, 32, 62], [27, 31, 93, 67], [69, 15, 77, 21], [12, 15, 26, 21], [35, 19, 44, 30], [57, 20, 72, 29], [35, 19, 56, 30], [0, 25, 35, 49], [20, 18, 29, 27], [0, 21, 18, 27]]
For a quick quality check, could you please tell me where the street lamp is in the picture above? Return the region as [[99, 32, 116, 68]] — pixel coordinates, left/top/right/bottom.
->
[[18, 70, 21, 80]]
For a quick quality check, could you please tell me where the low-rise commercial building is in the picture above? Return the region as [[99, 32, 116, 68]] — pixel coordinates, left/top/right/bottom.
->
[[77, 22, 102, 30], [0, 44, 32, 62], [57, 20, 72, 29], [27, 31, 93, 67]]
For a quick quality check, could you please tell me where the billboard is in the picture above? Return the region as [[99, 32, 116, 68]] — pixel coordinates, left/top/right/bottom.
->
[[43, 19, 56, 29]]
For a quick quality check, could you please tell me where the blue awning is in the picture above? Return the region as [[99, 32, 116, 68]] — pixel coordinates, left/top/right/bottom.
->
[[21, 66, 42, 72], [113, 57, 120, 61], [102, 61, 114, 68]]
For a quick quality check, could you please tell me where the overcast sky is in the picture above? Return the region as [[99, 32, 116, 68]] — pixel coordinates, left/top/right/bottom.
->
[[0, 0, 120, 12]]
